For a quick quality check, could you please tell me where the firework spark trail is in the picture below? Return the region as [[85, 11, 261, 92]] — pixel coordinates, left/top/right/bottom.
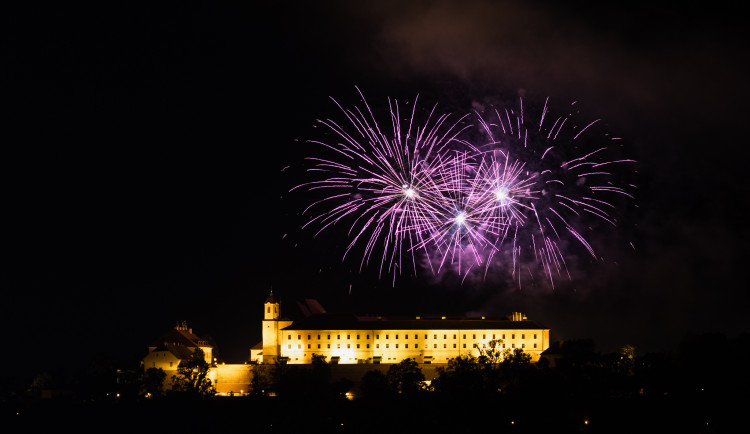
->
[[294, 89, 636, 288], [291, 87, 472, 279]]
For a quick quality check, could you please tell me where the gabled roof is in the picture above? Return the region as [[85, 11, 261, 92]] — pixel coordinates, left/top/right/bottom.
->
[[281, 313, 547, 331], [149, 326, 212, 349], [152, 343, 196, 360]]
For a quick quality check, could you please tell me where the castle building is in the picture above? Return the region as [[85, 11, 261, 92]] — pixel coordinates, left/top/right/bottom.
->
[[251, 291, 550, 365]]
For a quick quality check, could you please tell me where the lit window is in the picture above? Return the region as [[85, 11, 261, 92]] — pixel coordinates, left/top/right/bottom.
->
[[434, 344, 437, 349], [503, 343, 506, 348], [337, 344, 341, 349], [298, 344, 301, 349], [376, 344, 380, 349], [386, 344, 389, 349], [424, 335, 427, 339], [267, 307, 270, 313], [288, 345, 291, 349]]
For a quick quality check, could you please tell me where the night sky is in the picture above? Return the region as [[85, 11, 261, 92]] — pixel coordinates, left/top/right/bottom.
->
[[3, 1, 748, 381]]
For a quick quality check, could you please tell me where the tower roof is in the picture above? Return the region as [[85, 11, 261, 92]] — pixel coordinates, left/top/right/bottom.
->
[[265, 290, 278, 304]]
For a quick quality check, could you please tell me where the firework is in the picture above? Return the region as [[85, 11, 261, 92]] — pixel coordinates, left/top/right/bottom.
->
[[293, 89, 636, 288]]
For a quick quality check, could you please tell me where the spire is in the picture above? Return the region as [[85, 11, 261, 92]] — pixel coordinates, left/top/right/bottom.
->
[[265, 289, 277, 304]]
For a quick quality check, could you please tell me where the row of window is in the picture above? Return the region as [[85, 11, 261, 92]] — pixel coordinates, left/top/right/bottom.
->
[[286, 342, 538, 350], [287, 333, 538, 341]]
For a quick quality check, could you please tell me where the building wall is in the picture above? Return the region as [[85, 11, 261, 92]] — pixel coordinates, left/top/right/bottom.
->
[[277, 326, 549, 364]]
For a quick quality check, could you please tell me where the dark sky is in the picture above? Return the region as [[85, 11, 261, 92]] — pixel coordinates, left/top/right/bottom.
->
[[2, 1, 748, 381]]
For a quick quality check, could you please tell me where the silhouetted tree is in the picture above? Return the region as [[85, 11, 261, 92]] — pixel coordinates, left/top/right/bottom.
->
[[141, 367, 166, 398], [169, 348, 215, 398], [386, 358, 425, 395], [359, 369, 389, 399]]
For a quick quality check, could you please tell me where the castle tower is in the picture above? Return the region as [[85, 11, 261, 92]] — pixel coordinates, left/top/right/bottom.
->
[[262, 290, 282, 363]]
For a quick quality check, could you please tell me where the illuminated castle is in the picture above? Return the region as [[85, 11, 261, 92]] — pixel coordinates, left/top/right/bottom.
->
[[251, 291, 550, 365], [142, 291, 551, 395]]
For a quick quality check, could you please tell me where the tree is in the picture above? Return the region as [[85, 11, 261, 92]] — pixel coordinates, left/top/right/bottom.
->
[[141, 367, 166, 398], [169, 348, 216, 398], [360, 369, 389, 399], [386, 358, 425, 395], [249, 363, 271, 396]]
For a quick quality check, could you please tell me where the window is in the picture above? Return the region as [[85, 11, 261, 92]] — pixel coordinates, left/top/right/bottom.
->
[[534, 343, 537, 348], [405, 344, 408, 348], [308, 344, 311, 349], [367, 344, 370, 348], [337, 344, 341, 349], [396, 344, 399, 348], [357, 344, 360, 348], [298, 335, 301, 340], [443, 344, 447, 348], [366, 334, 370, 339], [298, 344, 301, 349], [443, 334, 447, 339], [347, 344, 350, 349], [483, 334, 486, 339], [521, 334, 525, 339], [503, 343, 506, 348], [327, 335, 331, 340], [522, 343, 525, 348], [395, 334, 399, 339], [376, 344, 380, 349], [453, 334, 456, 339], [534, 334, 537, 339], [288, 345, 291, 349], [512, 344, 515, 348], [463, 334, 466, 339], [337, 335, 341, 340], [317, 344, 321, 349], [347, 335, 350, 340], [317, 335, 321, 340], [434, 334, 437, 339], [288, 335, 291, 340], [473, 334, 476, 339], [357, 334, 360, 339], [307, 335, 311, 340], [512, 334, 516, 339], [386, 344, 389, 349], [327, 344, 330, 349], [386, 335, 389, 339], [463, 344, 466, 349], [405, 334, 408, 339], [376, 335, 380, 339], [434, 344, 437, 349], [453, 343, 456, 348], [492, 334, 495, 339]]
